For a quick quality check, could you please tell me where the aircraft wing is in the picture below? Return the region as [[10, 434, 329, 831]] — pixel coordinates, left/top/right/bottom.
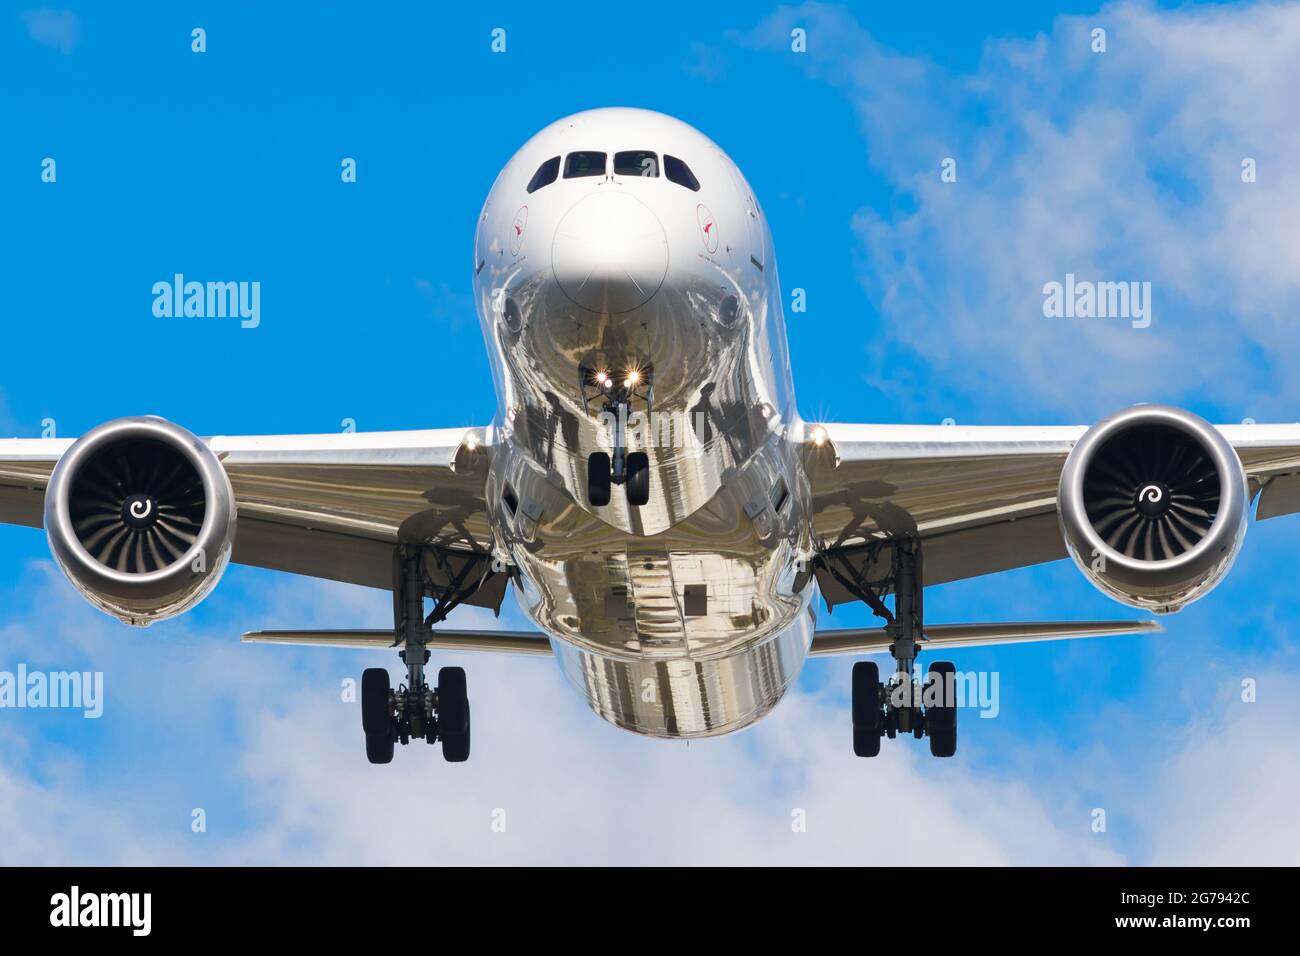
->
[[806, 421, 1300, 609], [0, 426, 505, 608]]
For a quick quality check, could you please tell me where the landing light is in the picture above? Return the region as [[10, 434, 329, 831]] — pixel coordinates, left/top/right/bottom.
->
[[626, 370, 641, 386], [811, 425, 829, 447]]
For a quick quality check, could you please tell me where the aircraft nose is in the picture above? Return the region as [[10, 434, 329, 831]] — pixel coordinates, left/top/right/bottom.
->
[[552, 191, 668, 314]]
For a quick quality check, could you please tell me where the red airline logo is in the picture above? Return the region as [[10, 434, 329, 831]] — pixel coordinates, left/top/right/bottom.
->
[[697, 204, 718, 254]]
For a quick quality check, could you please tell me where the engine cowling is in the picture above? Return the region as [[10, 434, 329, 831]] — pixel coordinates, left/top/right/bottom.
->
[[1058, 404, 1246, 613], [44, 417, 236, 625]]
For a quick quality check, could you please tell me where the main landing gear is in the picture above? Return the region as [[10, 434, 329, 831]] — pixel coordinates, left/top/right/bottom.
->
[[583, 365, 651, 507], [840, 539, 957, 759], [360, 546, 472, 764]]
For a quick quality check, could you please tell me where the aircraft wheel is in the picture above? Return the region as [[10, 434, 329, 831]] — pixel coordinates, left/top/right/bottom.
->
[[440, 702, 470, 762], [588, 452, 611, 506], [852, 660, 882, 757], [365, 733, 394, 764], [927, 661, 957, 758], [438, 667, 470, 763], [361, 667, 391, 737], [626, 451, 650, 506]]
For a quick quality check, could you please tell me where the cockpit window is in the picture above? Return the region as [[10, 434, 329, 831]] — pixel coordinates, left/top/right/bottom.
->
[[664, 155, 700, 191], [564, 151, 607, 178], [614, 150, 659, 178], [526, 156, 560, 193]]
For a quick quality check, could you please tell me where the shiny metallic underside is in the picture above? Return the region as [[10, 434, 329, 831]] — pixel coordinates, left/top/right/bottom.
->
[[552, 599, 816, 737], [474, 130, 810, 737], [480, 266, 815, 737]]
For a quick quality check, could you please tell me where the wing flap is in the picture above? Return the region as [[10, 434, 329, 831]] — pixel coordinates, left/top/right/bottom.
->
[[1257, 472, 1300, 521]]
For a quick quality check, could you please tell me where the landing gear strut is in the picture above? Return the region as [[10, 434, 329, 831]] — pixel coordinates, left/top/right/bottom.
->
[[846, 539, 957, 758], [360, 546, 472, 764], [582, 365, 651, 507]]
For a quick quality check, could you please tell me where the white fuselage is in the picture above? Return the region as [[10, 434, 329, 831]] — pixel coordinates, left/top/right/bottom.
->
[[473, 108, 818, 737]]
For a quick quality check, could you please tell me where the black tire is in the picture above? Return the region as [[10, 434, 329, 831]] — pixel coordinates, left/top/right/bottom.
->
[[588, 452, 611, 506], [853, 723, 881, 758], [365, 732, 394, 765], [626, 451, 650, 507], [442, 702, 470, 763], [927, 661, 957, 758], [852, 661, 882, 757], [438, 667, 470, 763], [361, 668, 391, 737]]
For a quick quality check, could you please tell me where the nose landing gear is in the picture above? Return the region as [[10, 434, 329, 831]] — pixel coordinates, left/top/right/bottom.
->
[[581, 363, 652, 507], [360, 546, 473, 765], [843, 539, 958, 759]]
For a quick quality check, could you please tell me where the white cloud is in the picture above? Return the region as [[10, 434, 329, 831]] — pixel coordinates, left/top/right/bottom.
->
[[743, 1, 1300, 420], [20, 8, 80, 55], [225, 657, 1119, 865], [1123, 674, 1300, 863], [0, 564, 1296, 864]]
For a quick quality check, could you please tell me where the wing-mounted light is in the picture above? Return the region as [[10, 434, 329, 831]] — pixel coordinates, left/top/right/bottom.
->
[[800, 421, 840, 469], [44, 416, 236, 625], [1058, 404, 1247, 613], [451, 427, 493, 476]]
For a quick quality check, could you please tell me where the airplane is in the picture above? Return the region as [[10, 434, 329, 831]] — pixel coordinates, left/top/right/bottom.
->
[[4, 106, 1300, 765]]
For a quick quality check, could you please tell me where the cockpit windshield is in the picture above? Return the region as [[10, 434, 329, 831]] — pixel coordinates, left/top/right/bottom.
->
[[614, 151, 658, 177], [526, 157, 560, 193], [564, 152, 607, 178], [529, 151, 700, 191], [664, 155, 700, 191]]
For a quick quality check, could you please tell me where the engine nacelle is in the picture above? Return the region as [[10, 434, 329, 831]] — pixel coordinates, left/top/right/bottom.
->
[[44, 417, 236, 625], [1058, 404, 1246, 613]]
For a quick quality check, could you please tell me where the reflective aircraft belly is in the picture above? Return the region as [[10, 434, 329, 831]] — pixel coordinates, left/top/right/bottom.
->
[[551, 586, 817, 737], [489, 401, 818, 736]]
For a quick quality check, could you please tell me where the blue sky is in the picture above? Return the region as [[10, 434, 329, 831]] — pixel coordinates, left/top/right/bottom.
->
[[2, 1, 1299, 864]]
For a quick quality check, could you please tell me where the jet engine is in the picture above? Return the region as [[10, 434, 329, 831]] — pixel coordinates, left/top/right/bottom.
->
[[44, 417, 236, 625], [1057, 404, 1246, 613]]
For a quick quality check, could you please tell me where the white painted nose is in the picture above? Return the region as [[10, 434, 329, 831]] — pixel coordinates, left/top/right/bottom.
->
[[552, 191, 667, 314]]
